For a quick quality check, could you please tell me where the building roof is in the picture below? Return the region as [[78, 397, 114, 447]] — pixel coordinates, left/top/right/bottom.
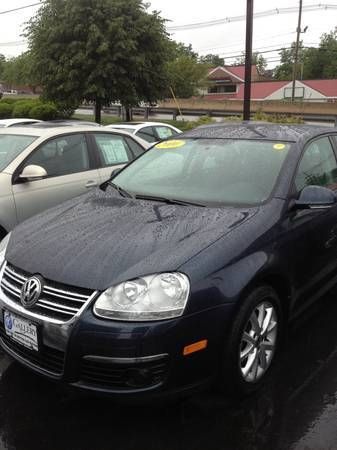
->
[[208, 65, 260, 82], [237, 81, 289, 100], [182, 122, 336, 143], [302, 79, 337, 97], [204, 79, 337, 100]]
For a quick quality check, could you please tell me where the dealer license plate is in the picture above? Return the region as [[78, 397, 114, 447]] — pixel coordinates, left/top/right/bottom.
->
[[4, 310, 38, 351]]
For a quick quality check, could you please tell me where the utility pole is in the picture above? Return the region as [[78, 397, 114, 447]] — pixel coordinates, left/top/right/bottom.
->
[[243, 0, 254, 121], [291, 0, 303, 102]]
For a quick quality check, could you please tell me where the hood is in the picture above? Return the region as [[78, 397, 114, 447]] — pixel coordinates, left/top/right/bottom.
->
[[6, 189, 258, 290]]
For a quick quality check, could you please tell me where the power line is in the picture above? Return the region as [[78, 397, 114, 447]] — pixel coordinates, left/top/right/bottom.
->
[[167, 4, 337, 31], [0, 2, 41, 15], [198, 31, 297, 53], [0, 41, 26, 46]]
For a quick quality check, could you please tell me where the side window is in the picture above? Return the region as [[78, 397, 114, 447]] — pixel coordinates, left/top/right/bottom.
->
[[154, 126, 177, 140], [24, 133, 89, 177], [125, 137, 145, 158], [295, 137, 337, 192], [136, 126, 157, 143], [93, 133, 131, 167]]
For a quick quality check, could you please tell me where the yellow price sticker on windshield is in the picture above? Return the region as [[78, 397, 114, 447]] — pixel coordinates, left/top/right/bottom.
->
[[155, 140, 186, 149], [273, 143, 286, 151]]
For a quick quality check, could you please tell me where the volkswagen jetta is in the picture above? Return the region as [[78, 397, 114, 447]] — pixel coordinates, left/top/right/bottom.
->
[[0, 123, 337, 398]]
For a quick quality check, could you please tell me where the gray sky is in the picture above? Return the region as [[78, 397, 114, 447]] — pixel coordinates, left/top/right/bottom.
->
[[0, 0, 336, 67]]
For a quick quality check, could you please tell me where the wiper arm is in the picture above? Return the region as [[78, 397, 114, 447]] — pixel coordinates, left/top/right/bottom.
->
[[108, 182, 134, 199], [135, 194, 205, 207]]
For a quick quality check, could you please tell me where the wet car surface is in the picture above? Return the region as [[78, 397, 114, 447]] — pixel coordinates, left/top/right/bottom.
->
[[1, 291, 337, 450]]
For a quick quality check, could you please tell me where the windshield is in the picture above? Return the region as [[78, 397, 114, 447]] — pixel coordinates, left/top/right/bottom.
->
[[0, 134, 38, 171], [113, 138, 291, 206]]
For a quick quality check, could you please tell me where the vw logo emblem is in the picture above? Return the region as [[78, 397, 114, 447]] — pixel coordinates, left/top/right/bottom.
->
[[20, 276, 43, 308]]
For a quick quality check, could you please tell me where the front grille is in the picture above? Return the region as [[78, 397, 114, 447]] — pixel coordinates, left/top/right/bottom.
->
[[0, 263, 94, 322], [0, 322, 64, 375], [80, 357, 169, 390]]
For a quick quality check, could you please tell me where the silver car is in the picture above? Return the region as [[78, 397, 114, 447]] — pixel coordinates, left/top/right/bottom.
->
[[0, 126, 149, 239]]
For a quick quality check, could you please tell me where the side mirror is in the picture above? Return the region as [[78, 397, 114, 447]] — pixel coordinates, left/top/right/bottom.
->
[[295, 185, 337, 209], [110, 167, 122, 179], [19, 165, 48, 181]]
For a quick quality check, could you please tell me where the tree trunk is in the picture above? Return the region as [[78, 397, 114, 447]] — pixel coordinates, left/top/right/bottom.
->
[[94, 98, 102, 124], [125, 107, 132, 122]]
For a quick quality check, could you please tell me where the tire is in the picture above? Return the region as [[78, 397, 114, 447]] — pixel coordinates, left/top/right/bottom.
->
[[218, 285, 283, 396]]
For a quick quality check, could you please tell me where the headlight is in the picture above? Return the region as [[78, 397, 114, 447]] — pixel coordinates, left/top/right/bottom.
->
[[94, 272, 190, 321], [0, 232, 11, 269]]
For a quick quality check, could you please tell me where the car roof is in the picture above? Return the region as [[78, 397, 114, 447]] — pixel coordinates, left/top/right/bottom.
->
[[106, 122, 179, 129], [181, 122, 337, 144], [0, 125, 141, 138], [28, 120, 101, 128], [0, 125, 151, 149], [0, 118, 41, 126]]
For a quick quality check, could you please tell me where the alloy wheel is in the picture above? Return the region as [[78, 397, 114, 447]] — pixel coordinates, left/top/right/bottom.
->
[[239, 301, 278, 383]]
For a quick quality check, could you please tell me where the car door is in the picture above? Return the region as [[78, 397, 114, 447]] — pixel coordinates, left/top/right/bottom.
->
[[89, 132, 142, 183], [289, 136, 337, 311], [12, 133, 101, 223]]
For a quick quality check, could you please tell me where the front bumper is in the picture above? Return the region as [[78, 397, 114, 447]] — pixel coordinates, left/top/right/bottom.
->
[[0, 271, 235, 398]]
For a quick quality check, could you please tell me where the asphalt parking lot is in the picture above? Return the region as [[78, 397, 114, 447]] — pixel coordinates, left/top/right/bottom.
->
[[0, 292, 337, 450]]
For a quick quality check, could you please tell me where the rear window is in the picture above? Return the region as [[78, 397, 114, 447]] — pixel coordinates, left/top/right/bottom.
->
[[0, 134, 38, 171]]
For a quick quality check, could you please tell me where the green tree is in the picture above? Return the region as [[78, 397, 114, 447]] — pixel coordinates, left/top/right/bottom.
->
[[2, 52, 38, 91], [274, 29, 337, 80], [166, 55, 209, 98], [199, 54, 225, 67], [165, 41, 209, 98], [235, 52, 267, 74], [316, 28, 337, 78], [26, 0, 171, 122], [172, 42, 199, 60]]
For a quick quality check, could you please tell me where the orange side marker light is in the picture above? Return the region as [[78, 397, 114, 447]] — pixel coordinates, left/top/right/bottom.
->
[[183, 339, 208, 356]]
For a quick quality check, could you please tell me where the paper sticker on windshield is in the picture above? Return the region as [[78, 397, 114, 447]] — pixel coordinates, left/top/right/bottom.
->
[[273, 143, 286, 151], [155, 140, 186, 149]]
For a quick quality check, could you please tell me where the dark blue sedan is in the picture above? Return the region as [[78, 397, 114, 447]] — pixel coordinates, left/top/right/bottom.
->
[[0, 123, 337, 398]]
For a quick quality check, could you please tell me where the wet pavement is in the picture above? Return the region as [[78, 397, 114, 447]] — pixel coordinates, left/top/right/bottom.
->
[[1, 294, 337, 450]]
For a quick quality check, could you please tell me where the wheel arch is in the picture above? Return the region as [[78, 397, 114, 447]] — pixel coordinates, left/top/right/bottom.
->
[[240, 272, 293, 323]]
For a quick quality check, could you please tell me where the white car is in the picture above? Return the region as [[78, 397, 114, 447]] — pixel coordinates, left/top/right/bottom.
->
[[0, 126, 149, 238], [105, 121, 182, 144], [0, 118, 42, 128]]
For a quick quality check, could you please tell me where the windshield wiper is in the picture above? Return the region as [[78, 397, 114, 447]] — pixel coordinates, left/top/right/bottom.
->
[[108, 182, 134, 199], [134, 194, 205, 207]]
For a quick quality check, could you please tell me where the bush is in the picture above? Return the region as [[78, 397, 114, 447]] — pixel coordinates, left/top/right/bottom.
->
[[252, 110, 304, 124], [29, 103, 58, 120], [0, 103, 14, 119], [12, 100, 40, 118], [0, 97, 29, 104], [54, 100, 78, 119]]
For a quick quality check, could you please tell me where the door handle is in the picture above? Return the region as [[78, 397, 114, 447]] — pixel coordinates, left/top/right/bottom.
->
[[85, 180, 98, 188]]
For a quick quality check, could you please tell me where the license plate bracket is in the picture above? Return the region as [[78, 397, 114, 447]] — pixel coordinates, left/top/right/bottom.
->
[[3, 310, 39, 352]]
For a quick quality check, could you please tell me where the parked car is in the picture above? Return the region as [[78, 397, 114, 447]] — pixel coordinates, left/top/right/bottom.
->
[[0, 126, 149, 238], [0, 119, 42, 128], [105, 121, 182, 143], [1, 123, 337, 399]]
